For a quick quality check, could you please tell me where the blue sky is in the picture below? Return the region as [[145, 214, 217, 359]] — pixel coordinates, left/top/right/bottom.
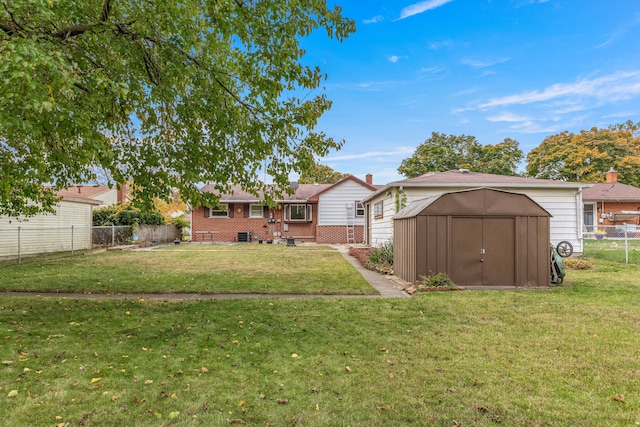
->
[[298, 0, 640, 184]]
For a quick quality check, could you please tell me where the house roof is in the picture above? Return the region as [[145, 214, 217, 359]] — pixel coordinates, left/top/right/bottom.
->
[[362, 169, 591, 203], [199, 183, 333, 203], [55, 185, 113, 199], [582, 182, 640, 201]]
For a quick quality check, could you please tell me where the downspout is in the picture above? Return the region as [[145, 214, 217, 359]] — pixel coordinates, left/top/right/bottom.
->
[[576, 187, 583, 245]]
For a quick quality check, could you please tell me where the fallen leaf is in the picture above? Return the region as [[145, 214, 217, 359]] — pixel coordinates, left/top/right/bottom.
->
[[612, 394, 625, 403], [229, 419, 245, 424], [345, 366, 351, 373], [389, 372, 395, 379], [277, 399, 289, 404], [291, 353, 299, 358], [144, 380, 153, 385], [91, 378, 102, 383], [200, 367, 208, 373], [7, 390, 18, 398], [238, 399, 247, 406], [168, 411, 179, 419]]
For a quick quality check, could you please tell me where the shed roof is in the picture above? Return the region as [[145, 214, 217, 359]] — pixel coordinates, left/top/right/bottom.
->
[[394, 187, 551, 219]]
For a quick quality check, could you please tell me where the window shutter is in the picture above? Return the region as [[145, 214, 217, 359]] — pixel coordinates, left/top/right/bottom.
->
[[263, 206, 268, 218], [284, 205, 289, 221], [228, 203, 234, 218], [244, 203, 249, 218], [307, 204, 313, 222], [204, 207, 210, 218]]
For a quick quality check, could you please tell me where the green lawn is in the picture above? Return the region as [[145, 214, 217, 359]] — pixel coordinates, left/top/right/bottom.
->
[[0, 245, 639, 425], [0, 244, 376, 295]]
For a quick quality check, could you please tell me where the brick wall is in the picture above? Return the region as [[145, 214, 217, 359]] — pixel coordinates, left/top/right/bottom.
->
[[191, 203, 318, 242], [316, 225, 365, 244], [597, 201, 640, 226]]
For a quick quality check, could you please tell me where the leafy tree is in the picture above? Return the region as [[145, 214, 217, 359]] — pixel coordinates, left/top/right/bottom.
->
[[398, 132, 523, 178], [93, 204, 164, 226], [298, 163, 348, 184], [0, 1, 355, 217], [526, 121, 640, 184]]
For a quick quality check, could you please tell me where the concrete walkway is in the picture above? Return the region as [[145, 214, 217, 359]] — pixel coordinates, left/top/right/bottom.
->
[[0, 244, 410, 300], [333, 245, 410, 298]]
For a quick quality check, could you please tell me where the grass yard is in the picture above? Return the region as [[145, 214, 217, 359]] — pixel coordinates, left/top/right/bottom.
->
[[584, 238, 640, 264], [0, 244, 376, 295], [1, 265, 640, 426]]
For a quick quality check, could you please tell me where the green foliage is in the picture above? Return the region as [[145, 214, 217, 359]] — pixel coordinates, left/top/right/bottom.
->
[[0, 1, 355, 217], [398, 132, 523, 177], [418, 272, 456, 288], [395, 190, 407, 212], [526, 121, 640, 183], [170, 215, 190, 230], [298, 163, 349, 184], [93, 204, 164, 226], [367, 241, 394, 265]]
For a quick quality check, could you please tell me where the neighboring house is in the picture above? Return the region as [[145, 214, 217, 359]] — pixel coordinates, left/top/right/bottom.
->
[[191, 175, 376, 244], [582, 168, 640, 232], [55, 184, 128, 207], [361, 169, 592, 254], [0, 193, 101, 259]]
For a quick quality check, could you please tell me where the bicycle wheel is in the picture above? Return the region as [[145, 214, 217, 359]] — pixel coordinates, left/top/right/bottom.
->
[[556, 241, 573, 258]]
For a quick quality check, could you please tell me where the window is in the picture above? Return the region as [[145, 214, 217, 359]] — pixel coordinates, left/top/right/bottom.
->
[[249, 204, 264, 218], [355, 201, 365, 217], [207, 204, 228, 218], [374, 201, 383, 218], [286, 204, 312, 221]]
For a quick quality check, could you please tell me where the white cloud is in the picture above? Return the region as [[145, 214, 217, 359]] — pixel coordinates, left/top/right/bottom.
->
[[487, 112, 533, 123], [461, 57, 511, 69], [477, 71, 640, 110], [419, 66, 446, 74], [399, 0, 454, 20], [427, 40, 453, 50], [388, 55, 400, 63], [363, 15, 384, 24], [323, 147, 415, 162]]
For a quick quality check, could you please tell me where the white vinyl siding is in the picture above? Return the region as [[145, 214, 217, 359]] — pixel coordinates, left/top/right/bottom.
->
[[317, 180, 374, 226], [368, 185, 584, 252], [0, 200, 94, 257]]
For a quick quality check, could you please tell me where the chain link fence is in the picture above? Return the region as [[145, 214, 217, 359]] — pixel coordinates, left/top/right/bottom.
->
[[1, 224, 180, 263]]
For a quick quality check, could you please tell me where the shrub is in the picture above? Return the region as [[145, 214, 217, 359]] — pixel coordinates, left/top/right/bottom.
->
[[367, 241, 393, 265], [93, 203, 165, 226], [417, 272, 456, 288]]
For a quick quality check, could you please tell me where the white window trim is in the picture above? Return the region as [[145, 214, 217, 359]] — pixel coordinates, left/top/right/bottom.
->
[[373, 201, 383, 218], [355, 201, 365, 218], [249, 204, 264, 218], [208, 203, 229, 218], [286, 204, 312, 222]]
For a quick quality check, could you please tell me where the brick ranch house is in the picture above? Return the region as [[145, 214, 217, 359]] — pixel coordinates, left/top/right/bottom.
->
[[582, 168, 640, 233], [191, 175, 377, 244]]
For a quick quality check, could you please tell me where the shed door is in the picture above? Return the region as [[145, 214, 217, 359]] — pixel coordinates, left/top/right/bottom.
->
[[450, 217, 515, 286]]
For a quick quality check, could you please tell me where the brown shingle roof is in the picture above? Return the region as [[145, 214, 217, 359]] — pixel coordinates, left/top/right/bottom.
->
[[582, 182, 640, 201], [55, 185, 112, 199], [199, 183, 332, 202], [361, 169, 591, 203]]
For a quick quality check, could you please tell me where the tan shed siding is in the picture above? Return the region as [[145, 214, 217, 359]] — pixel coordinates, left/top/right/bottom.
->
[[393, 218, 416, 283]]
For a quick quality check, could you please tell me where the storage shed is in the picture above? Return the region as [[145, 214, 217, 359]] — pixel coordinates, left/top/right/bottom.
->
[[393, 188, 551, 287]]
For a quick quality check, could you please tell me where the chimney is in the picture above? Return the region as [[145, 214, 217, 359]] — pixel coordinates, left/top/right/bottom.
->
[[365, 173, 373, 185], [606, 168, 618, 183], [117, 183, 127, 203]]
